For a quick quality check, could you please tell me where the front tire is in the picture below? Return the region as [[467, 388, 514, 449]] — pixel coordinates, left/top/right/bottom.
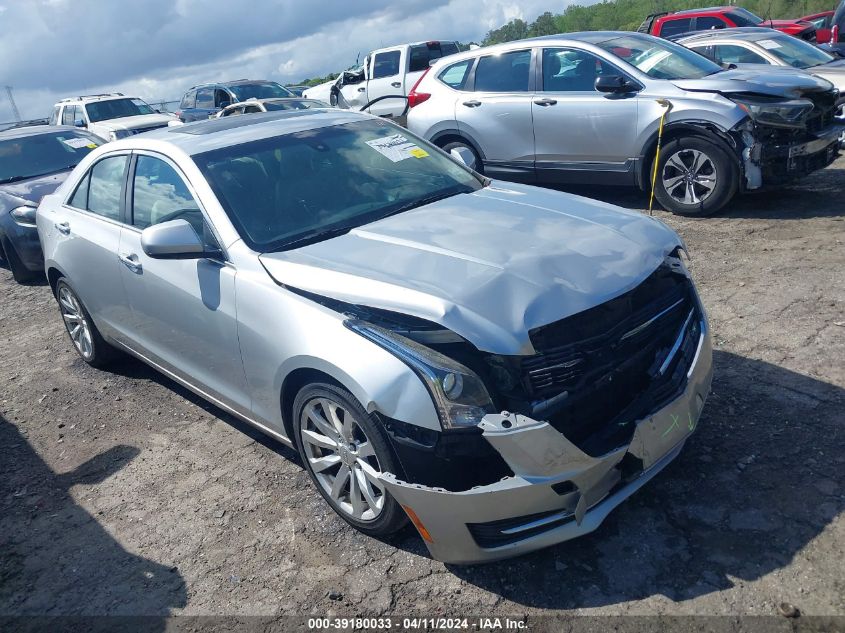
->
[[1, 237, 37, 284], [55, 278, 118, 367], [293, 383, 407, 537], [652, 137, 738, 216]]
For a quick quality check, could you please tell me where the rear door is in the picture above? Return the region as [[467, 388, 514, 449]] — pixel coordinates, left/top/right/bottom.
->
[[531, 47, 640, 182], [455, 48, 536, 180], [190, 88, 217, 121], [54, 153, 133, 342], [364, 47, 406, 117], [117, 152, 249, 413]]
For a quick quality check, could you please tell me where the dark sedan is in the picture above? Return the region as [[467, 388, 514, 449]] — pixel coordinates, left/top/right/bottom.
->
[[0, 125, 103, 282]]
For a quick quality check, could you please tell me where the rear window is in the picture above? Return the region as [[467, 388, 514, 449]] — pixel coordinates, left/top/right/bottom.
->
[[0, 131, 103, 184], [474, 50, 531, 92], [438, 59, 473, 89]]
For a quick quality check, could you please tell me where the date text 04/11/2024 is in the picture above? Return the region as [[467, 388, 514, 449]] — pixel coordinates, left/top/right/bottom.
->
[[307, 617, 528, 630]]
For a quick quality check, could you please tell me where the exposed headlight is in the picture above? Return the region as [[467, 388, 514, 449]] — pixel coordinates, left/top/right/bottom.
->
[[10, 205, 37, 227], [110, 129, 132, 141], [731, 97, 814, 129], [345, 319, 494, 429]]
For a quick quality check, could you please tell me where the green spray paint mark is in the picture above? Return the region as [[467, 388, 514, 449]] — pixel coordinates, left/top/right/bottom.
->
[[662, 414, 680, 438]]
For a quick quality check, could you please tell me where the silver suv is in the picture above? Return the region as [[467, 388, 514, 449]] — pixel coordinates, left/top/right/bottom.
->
[[407, 32, 843, 216], [37, 111, 712, 564]]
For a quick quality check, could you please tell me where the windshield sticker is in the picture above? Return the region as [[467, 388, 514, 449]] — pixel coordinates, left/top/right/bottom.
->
[[757, 39, 782, 50], [366, 134, 428, 162], [61, 137, 98, 149]]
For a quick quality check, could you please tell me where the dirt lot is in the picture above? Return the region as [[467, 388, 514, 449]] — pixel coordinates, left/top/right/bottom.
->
[[1, 158, 843, 625]]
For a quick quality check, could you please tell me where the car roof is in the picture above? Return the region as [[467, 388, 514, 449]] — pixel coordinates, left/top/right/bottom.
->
[[117, 109, 367, 155], [671, 6, 734, 16], [192, 79, 280, 90], [0, 124, 87, 140], [679, 27, 788, 43]]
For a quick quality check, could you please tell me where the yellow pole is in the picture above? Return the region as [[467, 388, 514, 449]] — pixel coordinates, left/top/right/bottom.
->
[[649, 98, 673, 216]]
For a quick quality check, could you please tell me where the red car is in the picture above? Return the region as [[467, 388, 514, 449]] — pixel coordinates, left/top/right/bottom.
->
[[801, 10, 835, 43], [638, 6, 817, 41]]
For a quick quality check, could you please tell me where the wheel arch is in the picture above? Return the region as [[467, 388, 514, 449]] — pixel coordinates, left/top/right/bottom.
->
[[428, 129, 487, 160], [280, 366, 346, 444], [637, 121, 740, 191]]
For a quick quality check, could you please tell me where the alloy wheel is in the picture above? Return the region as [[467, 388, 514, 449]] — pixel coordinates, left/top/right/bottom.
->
[[299, 397, 386, 521], [59, 286, 94, 360], [662, 148, 718, 205]]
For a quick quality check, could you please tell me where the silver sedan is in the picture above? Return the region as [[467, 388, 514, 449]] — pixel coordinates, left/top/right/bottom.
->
[[36, 110, 712, 563]]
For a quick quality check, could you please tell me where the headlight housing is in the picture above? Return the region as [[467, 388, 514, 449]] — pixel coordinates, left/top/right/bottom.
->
[[10, 205, 37, 227], [731, 97, 814, 129], [110, 129, 132, 141], [345, 319, 494, 429]]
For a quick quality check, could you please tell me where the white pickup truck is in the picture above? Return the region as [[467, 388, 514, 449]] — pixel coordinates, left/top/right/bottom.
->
[[303, 40, 459, 119]]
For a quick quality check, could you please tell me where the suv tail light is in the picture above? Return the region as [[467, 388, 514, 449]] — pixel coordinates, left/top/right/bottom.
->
[[408, 68, 432, 109], [833, 24, 840, 42]]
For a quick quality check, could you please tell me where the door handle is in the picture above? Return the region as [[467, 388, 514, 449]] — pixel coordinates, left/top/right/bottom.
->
[[119, 253, 142, 273], [55, 221, 70, 235], [391, 81, 401, 88], [534, 98, 558, 106], [462, 100, 482, 108], [358, 87, 366, 92]]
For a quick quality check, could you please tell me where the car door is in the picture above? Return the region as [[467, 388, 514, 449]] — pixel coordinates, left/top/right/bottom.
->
[[55, 153, 133, 342], [117, 152, 250, 413], [531, 47, 640, 183], [455, 48, 536, 180], [364, 48, 405, 117]]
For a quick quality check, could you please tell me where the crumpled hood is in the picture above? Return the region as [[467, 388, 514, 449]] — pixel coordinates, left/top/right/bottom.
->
[[259, 183, 683, 355], [673, 67, 834, 98], [0, 171, 69, 207], [95, 113, 175, 131]]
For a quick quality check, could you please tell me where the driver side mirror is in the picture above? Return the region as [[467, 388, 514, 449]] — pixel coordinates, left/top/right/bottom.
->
[[141, 219, 211, 259], [595, 75, 638, 94]]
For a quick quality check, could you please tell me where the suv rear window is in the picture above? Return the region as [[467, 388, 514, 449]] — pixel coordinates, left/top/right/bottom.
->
[[438, 59, 472, 89]]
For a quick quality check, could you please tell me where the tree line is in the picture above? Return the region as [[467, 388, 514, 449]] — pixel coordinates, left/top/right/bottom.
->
[[482, 0, 837, 44]]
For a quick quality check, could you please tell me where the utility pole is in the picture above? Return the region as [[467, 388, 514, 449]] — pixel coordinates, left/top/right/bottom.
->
[[4, 86, 22, 121]]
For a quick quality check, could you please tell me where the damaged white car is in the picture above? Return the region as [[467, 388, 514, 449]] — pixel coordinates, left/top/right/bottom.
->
[[37, 110, 713, 564]]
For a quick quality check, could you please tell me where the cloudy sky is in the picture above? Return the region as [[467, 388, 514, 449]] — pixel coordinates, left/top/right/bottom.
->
[[0, 0, 597, 121]]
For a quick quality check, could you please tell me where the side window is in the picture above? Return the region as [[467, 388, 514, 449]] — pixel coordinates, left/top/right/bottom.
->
[[196, 88, 215, 109], [73, 106, 85, 124], [180, 90, 196, 109], [49, 106, 61, 125], [438, 59, 472, 89], [542, 48, 613, 92], [132, 155, 202, 232], [61, 106, 75, 126], [69, 172, 91, 209], [696, 16, 727, 30], [372, 50, 401, 79], [87, 155, 128, 221], [214, 89, 231, 107], [409, 45, 430, 73], [243, 105, 262, 113], [660, 17, 692, 37], [474, 49, 531, 92], [712, 44, 769, 65]]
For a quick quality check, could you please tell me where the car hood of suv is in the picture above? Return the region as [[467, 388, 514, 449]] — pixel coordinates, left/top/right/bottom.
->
[[673, 67, 835, 98], [98, 113, 175, 131], [259, 183, 683, 355], [0, 171, 70, 207]]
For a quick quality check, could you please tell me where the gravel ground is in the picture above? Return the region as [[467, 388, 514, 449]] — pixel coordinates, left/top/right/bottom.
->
[[1, 158, 843, 624]]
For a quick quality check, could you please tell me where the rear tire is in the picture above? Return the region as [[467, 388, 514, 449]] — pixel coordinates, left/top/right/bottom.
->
[[652, 137, 738, 217], [55, 278, 119, 368], [293, 382, 408, 537], [1, 237, 37, 284], [441, 140, 483, 174]]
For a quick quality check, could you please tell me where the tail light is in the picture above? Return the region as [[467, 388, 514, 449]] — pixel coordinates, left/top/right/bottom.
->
[[833, 24, 840, 42], [408, 67, 432, 109]]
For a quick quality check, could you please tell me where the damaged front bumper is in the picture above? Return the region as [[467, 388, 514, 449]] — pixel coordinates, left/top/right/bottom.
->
[[741, 123, 844, 190], [380, 323, 713, 564]]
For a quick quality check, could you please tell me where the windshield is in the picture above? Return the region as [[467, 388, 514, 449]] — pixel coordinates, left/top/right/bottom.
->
[[193, 119, 481, 252], [756, 34, 836, 68], [728, 9, 764, 26], [228, 82, 294, 101], [0, 131, 102, 184], [86, 98, 155, 122], [262, 99, 327, 111], [597, 34, 722, 79]]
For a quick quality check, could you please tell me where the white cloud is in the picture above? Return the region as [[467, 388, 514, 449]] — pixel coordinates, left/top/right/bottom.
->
[[1, 0, 596, 121]]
